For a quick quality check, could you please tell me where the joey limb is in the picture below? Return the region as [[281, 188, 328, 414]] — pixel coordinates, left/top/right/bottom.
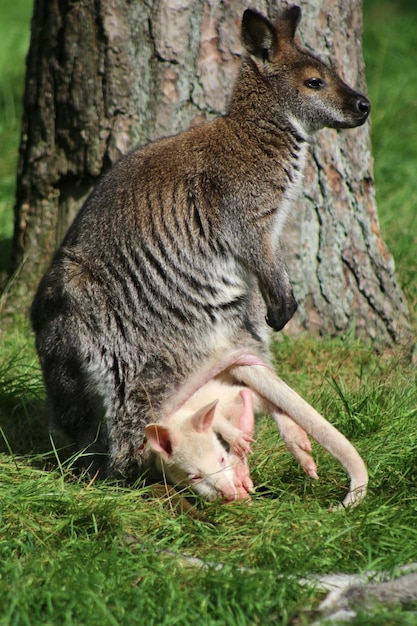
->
[[146, 387, 256, 503], [31, 7, 370, 485], [149, 351, 367, 508]]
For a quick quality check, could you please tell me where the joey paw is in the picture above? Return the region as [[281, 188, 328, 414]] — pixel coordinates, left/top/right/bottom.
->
[[231, 458, 254, 500], [232, 432, 255, 458], [287, 443, 318, 479], [278, 419, 317, 479]]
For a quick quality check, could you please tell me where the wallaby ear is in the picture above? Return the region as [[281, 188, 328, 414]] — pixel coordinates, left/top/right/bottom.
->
[[191, 400, 218, 433], [145, 423, 176, 459], [276, 6, 302, 44], [241, 9, 277, 62]]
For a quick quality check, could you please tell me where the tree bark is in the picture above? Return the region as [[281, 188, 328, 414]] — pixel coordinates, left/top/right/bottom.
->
[[281, 0, 413, 351], [8, 0, 413, 352]]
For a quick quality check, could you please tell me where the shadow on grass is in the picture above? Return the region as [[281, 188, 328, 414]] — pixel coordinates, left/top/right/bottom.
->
[[0, 384, 99, 480], [0, 357, 51, 458], [0, 396, 51, 457]]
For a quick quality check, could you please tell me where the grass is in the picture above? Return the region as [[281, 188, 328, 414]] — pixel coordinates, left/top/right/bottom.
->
[[1, 327, 417, 624], [362, 0, 417, 320], [0, 0, 32, 275], [1, 0, 417, 624]]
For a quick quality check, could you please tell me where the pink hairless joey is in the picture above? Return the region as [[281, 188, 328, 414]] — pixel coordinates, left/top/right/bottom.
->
[[149, 349, 367, 508]]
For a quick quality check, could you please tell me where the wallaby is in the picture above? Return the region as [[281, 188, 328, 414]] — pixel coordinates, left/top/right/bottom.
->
[[31, 7, 370, 485], [146, 381, 256, 502], [149, 350, 367, 508]]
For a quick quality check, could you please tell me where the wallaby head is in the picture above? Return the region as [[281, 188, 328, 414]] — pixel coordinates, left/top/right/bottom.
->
[[145, 401, 237, 502], [234, 6, 370, 133]]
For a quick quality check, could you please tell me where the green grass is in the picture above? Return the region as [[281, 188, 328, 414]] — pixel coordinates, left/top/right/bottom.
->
[[1, 329, 417, 624], [1, 1, 417, 624], [0, 0, 32, 274], [362, 0, 417, 320]]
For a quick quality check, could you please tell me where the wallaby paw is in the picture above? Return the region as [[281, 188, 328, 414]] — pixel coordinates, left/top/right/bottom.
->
[[266, 295, 298, 331]]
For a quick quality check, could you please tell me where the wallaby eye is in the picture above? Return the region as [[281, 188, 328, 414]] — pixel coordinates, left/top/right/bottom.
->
[[220, 456, 226, 466], [305, 77, 325, 90]]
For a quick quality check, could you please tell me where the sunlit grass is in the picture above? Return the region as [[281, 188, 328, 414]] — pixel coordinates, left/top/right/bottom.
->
[[0, 1, 416, 624], [1, 327, 417, 623], [363, 0, 417, 320]]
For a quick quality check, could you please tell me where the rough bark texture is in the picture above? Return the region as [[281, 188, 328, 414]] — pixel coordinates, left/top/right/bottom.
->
[[9, 0, 413, 351], [281, 0, 413, 351]]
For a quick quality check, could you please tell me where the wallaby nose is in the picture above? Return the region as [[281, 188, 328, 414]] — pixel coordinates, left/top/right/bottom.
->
[[355, 95, 371, 117]]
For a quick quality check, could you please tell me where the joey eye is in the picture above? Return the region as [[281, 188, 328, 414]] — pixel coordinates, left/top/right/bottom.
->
[[189, 474, 202, 483], [220, 456, 226, 466], [305, 77, 325, 90]]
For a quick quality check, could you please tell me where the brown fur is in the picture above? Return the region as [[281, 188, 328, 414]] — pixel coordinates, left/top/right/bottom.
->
[[30, 7, 370, 482]]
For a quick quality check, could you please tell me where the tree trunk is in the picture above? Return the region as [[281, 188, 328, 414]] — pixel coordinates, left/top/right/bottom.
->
[[8, 0, 413, 352]]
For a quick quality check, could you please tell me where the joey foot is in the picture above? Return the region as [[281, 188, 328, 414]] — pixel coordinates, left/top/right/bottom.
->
[[274, 412, 319, 479], [228, 454, 254, 502], [222, 387, 255, 501], [235, 459, 254, 494], [225, 460, 254, 502]]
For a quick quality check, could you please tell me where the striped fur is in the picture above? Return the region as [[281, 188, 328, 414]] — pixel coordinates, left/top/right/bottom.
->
[[31, 7, 370, 479]]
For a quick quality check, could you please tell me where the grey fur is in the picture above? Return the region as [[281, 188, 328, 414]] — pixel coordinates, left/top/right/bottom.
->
[[31, 7, 370, 480]]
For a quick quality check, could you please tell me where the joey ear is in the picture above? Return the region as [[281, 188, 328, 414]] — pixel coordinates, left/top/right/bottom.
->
[[191, 399, 218, 433], [145, 423, 176, 459], [276, 6, 302, 43], [241, 9, 277, 62]]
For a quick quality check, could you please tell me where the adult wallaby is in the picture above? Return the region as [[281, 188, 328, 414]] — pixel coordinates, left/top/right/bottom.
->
[[31, 7, 370, 484]]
